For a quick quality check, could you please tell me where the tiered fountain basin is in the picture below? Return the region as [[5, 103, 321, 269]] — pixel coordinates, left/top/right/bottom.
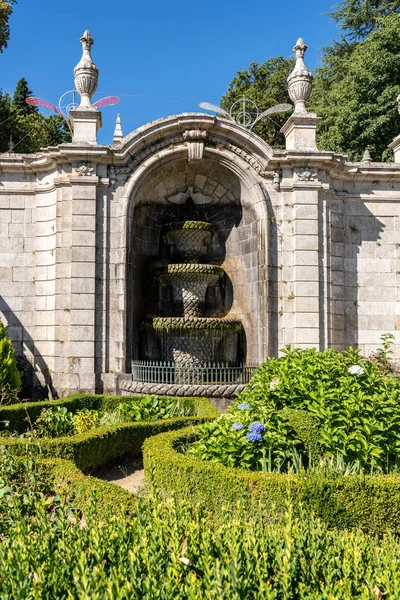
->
[[157, 264, 224, 317], [141, 317, 243, 365], [163, 221, 214, 263]]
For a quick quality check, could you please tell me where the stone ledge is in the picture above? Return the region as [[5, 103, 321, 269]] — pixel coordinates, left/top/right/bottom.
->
[[117, 375, 246, 399]]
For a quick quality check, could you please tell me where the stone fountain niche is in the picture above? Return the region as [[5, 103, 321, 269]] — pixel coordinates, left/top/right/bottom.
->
[[141, 202, 243, 369]]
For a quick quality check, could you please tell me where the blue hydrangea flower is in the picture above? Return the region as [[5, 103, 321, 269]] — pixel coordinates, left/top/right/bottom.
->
[[249, 422, 266, 434], [232, 422, 244, 431], [246, 431, 263, 443], [237, 403, 251, 410]]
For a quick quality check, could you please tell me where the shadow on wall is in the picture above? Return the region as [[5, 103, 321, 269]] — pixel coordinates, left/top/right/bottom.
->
[[326, 198, 386, 352], [0, 296, 54, 399]]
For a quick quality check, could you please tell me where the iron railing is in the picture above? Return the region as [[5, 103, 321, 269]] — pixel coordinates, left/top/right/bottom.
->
[[130, 360, 257, 385]]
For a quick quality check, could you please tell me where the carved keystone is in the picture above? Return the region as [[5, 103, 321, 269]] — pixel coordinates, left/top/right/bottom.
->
[[183, 129, 207, 162]]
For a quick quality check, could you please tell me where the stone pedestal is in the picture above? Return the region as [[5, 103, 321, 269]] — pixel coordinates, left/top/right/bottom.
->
[[69, 109, 102, 145], [281, 113, 321, 152]]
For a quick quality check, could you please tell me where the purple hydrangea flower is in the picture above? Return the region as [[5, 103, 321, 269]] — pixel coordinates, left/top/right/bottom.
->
[[249, 422, 266, 434], [232, 422, 244, 431], [246, 431, 263, 443], [237, 403, 251, 410]]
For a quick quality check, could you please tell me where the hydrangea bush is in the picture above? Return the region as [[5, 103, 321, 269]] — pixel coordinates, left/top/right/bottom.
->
[[187, 346, 400, 472]]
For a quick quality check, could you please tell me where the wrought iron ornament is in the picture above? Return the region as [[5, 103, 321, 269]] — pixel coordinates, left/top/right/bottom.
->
[[199, 98, 292, 129]]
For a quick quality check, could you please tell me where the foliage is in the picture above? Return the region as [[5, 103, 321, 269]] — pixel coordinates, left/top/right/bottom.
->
[[310, 13, 400, 161], [188, 346, 400, 472], [118, 396, 192, 422], [0, 394, 218, 470], [0, 0, 15, 53], [73, 409, 99, 434], [369, 332, 395, 372], [0, 319, 21, 404], [220, 57, 294, 147], [0, 393, 218, 434], [12, 77, 36, 113], [329, 0, 400, 41], [30, 406, 75, 438], [2, 449, 400, 597], [0, 77, 71, 152], [144, 426, 400, 535]]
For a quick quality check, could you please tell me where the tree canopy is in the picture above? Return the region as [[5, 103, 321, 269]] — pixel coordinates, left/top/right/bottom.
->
[[329, 0, 400, 41], [220, 1, 400, 161], [309, 13, 400, 160], [0, 0, 15, 53], [0, 78, 71, 153], [220, 57, 294, 148], [13, 77, 37, 114]]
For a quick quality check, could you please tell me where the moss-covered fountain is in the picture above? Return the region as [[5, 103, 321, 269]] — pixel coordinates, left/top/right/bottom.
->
[[141, 219, 243, 370]]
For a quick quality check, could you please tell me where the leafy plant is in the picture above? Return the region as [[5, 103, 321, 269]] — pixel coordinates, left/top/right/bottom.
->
[[188, 346, 400, 472], [0, 319, 21, 405], [118, 396, 192, 422], [369, 332, 395, 373], [73, 409, 99, 434], [99, 409, 125, 427], [30, 406, 75, 438]]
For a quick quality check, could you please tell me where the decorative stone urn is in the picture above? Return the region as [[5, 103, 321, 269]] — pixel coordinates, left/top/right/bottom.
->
[[74, 30, 99, 109], [287, 38, 312, 114], [157, 264, 223, 317], [164, 221, 213, 263]]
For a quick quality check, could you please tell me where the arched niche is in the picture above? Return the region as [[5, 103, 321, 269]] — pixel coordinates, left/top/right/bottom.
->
[[117, 128, 272, 372]]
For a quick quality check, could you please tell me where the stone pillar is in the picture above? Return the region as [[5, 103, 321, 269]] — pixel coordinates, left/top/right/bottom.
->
[[53, 165, 98, 396], [281, 168, 325, 350], [69, 169, 98, 392]]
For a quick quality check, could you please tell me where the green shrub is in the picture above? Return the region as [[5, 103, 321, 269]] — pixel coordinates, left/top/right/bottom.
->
[[143, 426, 400, 536], [0, 395, 219, 470], [0, 393, 218, 434], [3, 449, 400, 599], [73, 409, 99, 434], [0, 320, 21, 404], [29, 406, 75, 438], [118, 396, 192, 421], [188, 346, 400, 472]]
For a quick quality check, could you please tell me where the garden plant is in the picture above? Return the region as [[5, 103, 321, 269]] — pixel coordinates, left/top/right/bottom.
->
[[187, 343, 400, 473], [1, 448, 400, 599]]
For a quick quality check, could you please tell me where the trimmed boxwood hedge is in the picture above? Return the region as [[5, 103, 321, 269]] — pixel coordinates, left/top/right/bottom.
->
[[0, 394, 219, 470], [143, 426, 400, 536], [0, 393, 218, 433], [39, 458, 139, 518]]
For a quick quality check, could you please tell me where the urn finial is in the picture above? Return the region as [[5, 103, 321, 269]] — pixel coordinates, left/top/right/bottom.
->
[[74, 30, 99, 109], [287, 37, 313, 114]]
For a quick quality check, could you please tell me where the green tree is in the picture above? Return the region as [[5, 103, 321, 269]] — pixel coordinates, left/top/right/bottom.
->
[[220, 57, 294, 147], [0, 319, 21, 404], [329, 0, 400, 41], [309, 13, 400, 161], [0, 0, 15, 53], [11, 112, 71, 153], [12, 77, 36, 114], [0, 78, 72, 152], [0, 90, 11, 150]]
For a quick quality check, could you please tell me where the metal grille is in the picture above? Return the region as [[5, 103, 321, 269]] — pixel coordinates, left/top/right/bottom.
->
[[131, 360, 257, 385]]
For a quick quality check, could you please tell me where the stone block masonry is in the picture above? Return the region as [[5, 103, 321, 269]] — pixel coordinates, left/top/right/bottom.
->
[[1, 32, 400, 397]]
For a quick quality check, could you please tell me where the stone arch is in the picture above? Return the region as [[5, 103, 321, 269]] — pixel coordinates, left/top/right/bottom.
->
[[114, 115, 273, 372]]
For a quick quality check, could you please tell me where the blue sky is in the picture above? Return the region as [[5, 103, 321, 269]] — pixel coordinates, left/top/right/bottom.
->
[[3, 0, 340, 144]]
